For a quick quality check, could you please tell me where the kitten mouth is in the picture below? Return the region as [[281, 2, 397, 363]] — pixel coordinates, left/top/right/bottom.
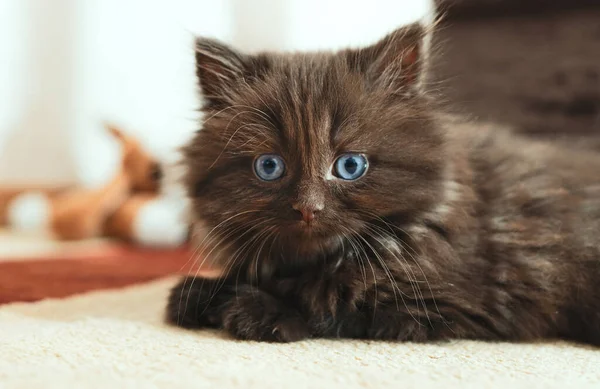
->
[[278, 216, 340, 244], [294, 221, 322, 234], [279, 227, 339, 255], [298, 221, 314, 229]]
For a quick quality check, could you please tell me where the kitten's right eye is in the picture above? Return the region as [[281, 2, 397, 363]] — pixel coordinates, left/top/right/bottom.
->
[[254, 154, 285, 181]]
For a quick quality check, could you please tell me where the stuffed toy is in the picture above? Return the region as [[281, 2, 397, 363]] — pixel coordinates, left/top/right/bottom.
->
[[0, 125, 190, 247]]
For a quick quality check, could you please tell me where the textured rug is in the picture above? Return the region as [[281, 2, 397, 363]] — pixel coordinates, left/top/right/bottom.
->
[[1, 277, 599, 388]]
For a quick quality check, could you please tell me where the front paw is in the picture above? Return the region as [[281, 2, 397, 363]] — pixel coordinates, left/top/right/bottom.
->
[[367, 309, 428, 341], [166, 276, 232, 329], [222, 286, 309, 342]]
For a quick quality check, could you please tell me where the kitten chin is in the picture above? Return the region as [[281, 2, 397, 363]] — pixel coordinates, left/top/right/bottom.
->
[[276, 232, 343, 259], [166, 22, 600, 346]]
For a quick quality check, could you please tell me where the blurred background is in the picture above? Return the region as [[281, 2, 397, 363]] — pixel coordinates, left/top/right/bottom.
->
[[433, 0, 600, 146]]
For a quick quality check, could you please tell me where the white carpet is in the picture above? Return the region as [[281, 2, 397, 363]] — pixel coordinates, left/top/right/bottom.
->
[[1, 277, 598, 388]]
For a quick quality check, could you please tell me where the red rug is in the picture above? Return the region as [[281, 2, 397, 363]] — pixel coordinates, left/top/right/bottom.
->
[[0, 244, 211, 305]]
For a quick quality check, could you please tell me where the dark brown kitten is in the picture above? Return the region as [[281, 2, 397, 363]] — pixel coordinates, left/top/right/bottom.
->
[[166, 23, 600, 345]]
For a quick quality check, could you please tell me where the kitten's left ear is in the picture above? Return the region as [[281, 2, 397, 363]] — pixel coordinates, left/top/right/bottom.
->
[[346, 23, 431, 94]]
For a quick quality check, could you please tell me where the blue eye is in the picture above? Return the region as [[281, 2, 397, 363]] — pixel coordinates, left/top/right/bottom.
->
[[334, 153, 368, 181], [254, 154, 285, 181]]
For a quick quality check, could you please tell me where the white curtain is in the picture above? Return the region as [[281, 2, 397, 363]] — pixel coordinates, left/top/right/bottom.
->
[[0, 0, 432, 188]]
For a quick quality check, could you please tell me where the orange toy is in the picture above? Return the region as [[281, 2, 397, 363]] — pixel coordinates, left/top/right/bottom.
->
[[0, 125, 190, 246]]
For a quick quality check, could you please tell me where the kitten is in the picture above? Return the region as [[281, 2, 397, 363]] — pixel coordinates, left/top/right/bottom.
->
[[166, 22, 600, 345]]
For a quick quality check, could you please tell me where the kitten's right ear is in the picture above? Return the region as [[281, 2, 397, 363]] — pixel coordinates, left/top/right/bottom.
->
[[194, 38, 247, 108]]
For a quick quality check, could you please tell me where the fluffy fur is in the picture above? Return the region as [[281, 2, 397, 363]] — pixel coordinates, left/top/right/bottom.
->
[[166, 23, 600, 345]]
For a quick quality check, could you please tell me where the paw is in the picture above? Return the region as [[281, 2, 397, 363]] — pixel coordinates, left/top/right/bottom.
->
[[166, 277, 231, 329], [270, 316, 311, 342], [298, 247, 362, 317], [367, 310, 428, 341], [222, 288, 309, 342]]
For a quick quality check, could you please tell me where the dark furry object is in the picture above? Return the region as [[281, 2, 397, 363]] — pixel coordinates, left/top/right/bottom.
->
[[166, 23, 600, 345]]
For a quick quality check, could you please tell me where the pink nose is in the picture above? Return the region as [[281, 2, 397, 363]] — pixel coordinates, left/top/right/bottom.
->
[[298, 209, 316, 223], [293, 205, 322, 224]]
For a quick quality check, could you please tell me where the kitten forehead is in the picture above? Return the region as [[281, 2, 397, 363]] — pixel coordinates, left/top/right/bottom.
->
[[264, 58, 349, 150]]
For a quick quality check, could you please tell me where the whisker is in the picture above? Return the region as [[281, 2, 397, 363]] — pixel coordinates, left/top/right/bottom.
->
[[355, 209, 449, 330], [362, 224, 425, 327], [355, 230, 422, 326], [180, 213, 268, 321], [340, 225, 379, 317], [177, 210, 262, 323], [189, 218, 273, 321]]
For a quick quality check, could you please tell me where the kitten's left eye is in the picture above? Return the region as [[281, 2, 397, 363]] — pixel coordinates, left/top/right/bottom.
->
[[254, 154, 285, 181], [333, 153, 368, 181]]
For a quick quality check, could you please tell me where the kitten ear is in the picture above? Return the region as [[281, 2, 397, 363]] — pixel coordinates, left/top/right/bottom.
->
[[346, 23, 430, 94], [194, 38, 248, 108]]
